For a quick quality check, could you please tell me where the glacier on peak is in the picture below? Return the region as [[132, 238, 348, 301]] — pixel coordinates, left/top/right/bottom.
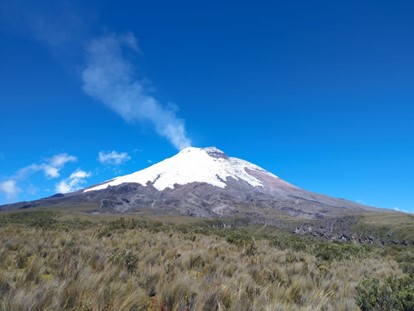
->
[[84, 147, 279, 193]]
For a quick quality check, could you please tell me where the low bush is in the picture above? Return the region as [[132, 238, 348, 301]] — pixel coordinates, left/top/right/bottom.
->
[[356, 275, 414, 311], [314, 242, 368, 262], [270, 235, 307, 251], [226, 230, 253, 247], [109, 249, 138, 274]]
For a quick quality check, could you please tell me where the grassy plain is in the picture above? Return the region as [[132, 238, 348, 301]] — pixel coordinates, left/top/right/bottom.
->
[[0, 210, 413, 310]]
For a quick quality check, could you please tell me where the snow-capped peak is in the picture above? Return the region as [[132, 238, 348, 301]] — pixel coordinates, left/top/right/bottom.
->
[[84, 147, 279, 192]]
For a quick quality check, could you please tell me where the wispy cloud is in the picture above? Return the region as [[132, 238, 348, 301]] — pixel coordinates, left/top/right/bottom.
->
[[0, 153, 77, 202], [82, 32, 192, 150], [1, 2, 192, 149], [98, 150, 131, 165], [0, 180, 21, 199], [0, 1, 91, 52], [393, 206, 410, 214], [15, 153, 77, 179], [55, 169, 91, 194]]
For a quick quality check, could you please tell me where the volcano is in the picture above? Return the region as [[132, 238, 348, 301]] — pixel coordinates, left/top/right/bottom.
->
[[0, 147, 374, 219]]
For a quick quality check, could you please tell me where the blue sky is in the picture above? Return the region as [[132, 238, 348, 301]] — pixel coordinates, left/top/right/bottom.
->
[[0, 1, 413, 212]]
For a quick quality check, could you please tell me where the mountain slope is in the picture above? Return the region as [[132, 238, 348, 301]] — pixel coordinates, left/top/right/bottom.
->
[[0, 147, 376, 220], [85, 147, 279, 192]]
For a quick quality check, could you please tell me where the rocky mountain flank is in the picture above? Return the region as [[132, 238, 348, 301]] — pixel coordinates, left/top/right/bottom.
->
[[1, 147, 375, 220]]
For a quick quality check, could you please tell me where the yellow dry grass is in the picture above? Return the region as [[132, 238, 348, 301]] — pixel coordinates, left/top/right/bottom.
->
[[0, 215, 405, 311]]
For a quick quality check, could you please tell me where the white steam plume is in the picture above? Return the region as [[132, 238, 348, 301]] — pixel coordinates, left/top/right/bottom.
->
[[82, 32, 191, 150]]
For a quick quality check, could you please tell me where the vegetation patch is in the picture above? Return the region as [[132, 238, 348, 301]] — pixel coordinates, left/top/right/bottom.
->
[[356, 275, 414, 311], [0, 211, 412, 310]]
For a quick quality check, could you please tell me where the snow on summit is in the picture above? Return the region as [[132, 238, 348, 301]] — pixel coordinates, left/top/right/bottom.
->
[[85, 147, 279, 192]]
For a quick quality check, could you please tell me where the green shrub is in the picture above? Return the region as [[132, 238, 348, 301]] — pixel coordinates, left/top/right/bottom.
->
[[226, 230, 257, 255], [356, 275, 414, 311], [400, 263, 414, 276], [270, 235, 307, 251], [314, 242, 367, 262], [0, 211, 57, 228], [226, 230, 253, 247], [109, 249, 138, 274]]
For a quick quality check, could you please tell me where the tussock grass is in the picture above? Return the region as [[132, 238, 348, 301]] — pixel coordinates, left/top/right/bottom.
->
[[0, 212, 411, 310]]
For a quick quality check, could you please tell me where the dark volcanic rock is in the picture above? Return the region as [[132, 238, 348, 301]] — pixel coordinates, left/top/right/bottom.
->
[[0, 147, 377, 222]]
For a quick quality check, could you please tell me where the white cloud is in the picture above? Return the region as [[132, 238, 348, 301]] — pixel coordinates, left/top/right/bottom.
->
[[69, 169, 91, 179], [15, 153, 77, 179], [0, 153, 77, 202], [55, 180, 72, 194], [82, 32, 191, 150], [0, 180, 21, 199], [43, 166, 60, 178], [393, 207, 410, 214], [98, 150, 131, 165], [49, 153, 77, 168], [55, 169, 91, 194]]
